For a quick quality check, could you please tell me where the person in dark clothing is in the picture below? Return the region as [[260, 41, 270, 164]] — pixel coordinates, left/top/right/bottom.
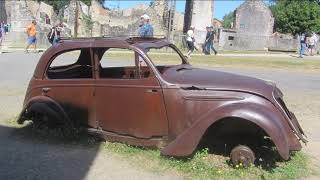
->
[[203, 26, 210, 55], [205, 26, 217, 55], [299, 33, 307, 58], [48, 22, 64, 45]]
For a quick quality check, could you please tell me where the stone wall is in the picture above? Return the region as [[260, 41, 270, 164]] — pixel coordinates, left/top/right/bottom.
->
[[1, 0, 186, 48], [219, 0, 275, 51], [191, 0, 214, 43], [235, 0, 274, 36]]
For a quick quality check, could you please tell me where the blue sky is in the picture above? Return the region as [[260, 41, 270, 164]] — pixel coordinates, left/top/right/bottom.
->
[[103, 0, 247, 20]]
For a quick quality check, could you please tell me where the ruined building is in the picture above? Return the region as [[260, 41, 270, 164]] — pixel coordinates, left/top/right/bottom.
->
[[0, 0, 217, 48], [218, 0, 298, 51], [184, 0, 214, 43], [219, 0, 274, 50]]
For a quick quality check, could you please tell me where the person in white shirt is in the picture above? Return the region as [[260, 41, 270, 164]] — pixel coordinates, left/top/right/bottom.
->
[[186, 26, 195, 58], [308, 33, 316, 56]]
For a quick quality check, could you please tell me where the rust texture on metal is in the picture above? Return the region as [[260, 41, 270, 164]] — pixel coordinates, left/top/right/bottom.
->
[[19, 36, 306, 161]]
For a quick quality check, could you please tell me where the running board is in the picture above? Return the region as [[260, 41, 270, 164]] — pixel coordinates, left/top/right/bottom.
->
[[87, 128, 168, 149]]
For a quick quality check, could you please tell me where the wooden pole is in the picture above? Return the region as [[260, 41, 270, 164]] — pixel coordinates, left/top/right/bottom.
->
[[74, 1, 79, 37]]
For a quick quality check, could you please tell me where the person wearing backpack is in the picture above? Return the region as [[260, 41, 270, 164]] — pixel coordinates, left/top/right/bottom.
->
[[48, 22, 64, 45]]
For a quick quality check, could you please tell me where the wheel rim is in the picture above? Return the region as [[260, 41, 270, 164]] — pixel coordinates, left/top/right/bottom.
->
[[230, 145, 255, 167]]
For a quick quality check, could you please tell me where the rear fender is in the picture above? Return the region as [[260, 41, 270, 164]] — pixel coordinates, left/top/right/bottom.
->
[[161, 103, 292, 160], [18, 96, 70, 125]]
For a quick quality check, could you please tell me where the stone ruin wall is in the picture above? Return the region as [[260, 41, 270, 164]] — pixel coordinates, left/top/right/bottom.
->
[[0, 0, 184, 48], [220, 0, 298, 51]]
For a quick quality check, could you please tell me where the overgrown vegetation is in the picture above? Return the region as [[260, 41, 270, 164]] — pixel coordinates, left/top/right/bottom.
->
[[270, 0, 320, 34], [37, 0, 104, 12], [222, 11, 235, 29]]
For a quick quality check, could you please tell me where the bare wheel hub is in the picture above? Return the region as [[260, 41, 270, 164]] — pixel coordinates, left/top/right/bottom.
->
[[230, 145, 255, 167]]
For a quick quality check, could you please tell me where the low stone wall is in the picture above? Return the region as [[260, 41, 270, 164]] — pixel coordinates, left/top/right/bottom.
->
[[268, 36, 298, 52]]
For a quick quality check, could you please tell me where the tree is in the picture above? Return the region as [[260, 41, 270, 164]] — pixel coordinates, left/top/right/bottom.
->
[[270, 0, 320, 34], [38, 0, 70, 13], [38, 0, 104, 13], [222, 11, 235, 29]]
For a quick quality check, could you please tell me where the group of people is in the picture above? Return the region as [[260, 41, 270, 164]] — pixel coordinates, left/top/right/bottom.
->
[[24, 20, 66, 53], [299, 32, 319, 58], [186, 25, 218, 58]]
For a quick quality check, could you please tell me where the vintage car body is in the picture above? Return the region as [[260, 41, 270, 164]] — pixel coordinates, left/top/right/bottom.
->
[[18, 37, 307, 165]]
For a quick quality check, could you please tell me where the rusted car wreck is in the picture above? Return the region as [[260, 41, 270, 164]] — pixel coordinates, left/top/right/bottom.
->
[[18, 37, 307, 166]]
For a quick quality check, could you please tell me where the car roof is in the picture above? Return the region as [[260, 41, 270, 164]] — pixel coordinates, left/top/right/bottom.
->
[[34, 36, 174, 79], [58, 36, 171, 49]]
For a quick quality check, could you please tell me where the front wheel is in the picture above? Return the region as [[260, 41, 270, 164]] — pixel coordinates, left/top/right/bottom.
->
[[230, 145, 255, 167]]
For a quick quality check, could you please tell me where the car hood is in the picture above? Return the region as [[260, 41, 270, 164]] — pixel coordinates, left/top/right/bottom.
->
[[162, 66, 275, 99]]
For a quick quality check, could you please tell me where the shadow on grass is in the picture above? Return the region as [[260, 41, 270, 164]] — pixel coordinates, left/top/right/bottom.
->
[[0, 123, 103, 180]]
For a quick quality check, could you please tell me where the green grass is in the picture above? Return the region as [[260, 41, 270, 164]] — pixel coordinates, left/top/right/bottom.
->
[[103, 142, 314, 180], [105, 51, 320, 73], [3, 117, 317, 180]]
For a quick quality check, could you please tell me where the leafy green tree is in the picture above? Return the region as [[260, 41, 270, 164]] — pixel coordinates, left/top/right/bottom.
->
[[38, 0, 70, 13], [270, 0, 320, 34], [38, 0, 104, 13], [222, 11, 235, 29]]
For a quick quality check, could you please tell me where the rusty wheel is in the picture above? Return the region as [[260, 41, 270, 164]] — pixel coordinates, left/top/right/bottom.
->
[[230, 145, 255, 167]]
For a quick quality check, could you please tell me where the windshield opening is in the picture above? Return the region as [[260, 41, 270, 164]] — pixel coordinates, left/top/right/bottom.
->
[[146, 45, 189, 74]]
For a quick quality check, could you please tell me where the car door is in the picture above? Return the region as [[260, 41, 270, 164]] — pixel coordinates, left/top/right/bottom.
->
[[43, 48, 97, 127], [94, 47, 168, 138]]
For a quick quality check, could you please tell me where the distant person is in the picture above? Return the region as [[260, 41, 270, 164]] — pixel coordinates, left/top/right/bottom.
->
[[0, 22, 5, 38], [186, 26, 196, 58], [48, 22, 64, 45], [7, 23, 11, 32], [308, 32, 317, 56], [314, 33, 319, 54], [0, 24, 2, 54], [138, 14, 153, 37], [25, 20, 37, 53], [203, 26, 210, 55], [4, 23, 8, 33], [45, 14, 51, 25], [299, 33, 307, 58], [205, 26, 218, 55]]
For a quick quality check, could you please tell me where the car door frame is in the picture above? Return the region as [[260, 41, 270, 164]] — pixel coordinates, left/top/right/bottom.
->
[[41, 46, 97, 128], [92, 45, 169, 138]]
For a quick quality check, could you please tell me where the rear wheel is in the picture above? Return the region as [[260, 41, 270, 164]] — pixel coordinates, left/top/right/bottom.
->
[[230, 145, 255, 167], [32, 109, 77, 137]]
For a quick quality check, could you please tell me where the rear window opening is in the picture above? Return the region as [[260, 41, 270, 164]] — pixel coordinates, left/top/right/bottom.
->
[[47, 49, 93, 79]]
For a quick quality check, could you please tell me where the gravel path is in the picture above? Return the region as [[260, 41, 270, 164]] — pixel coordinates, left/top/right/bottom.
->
[[0, 52, 319, 179]]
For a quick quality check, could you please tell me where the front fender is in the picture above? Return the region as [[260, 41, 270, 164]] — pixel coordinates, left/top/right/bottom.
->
[[161, 101, 293, 160], [18, 95, 70, 125]]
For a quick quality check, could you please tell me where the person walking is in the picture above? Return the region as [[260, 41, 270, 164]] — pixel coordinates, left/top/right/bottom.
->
[[205, 26, 218, 55], [299, 33, 307, 58], [25, 20, 37, 53], [203, 26, 210, 55], [0, 22, 5, 40], [48, 22, 64, 45], [138, 14, 153, 37], [186, 26, 195, 58], [308, 33, 316, 56]]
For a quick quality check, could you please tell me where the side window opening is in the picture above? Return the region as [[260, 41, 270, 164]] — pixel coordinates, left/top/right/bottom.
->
[[47, 49, 93, 79], [97, 48, 151, 79]]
